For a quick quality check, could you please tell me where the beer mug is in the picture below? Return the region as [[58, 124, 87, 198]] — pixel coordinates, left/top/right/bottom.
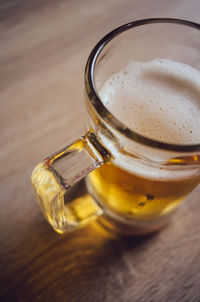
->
[[31, 18, 200, 235]]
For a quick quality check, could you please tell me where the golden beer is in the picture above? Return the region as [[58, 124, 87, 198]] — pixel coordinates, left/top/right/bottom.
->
[[87, 58, 200, 222], [89, 162, 200, 220]]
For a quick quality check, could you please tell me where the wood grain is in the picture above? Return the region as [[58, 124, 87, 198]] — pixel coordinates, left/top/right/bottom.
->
[[1, 1, 200, 301]]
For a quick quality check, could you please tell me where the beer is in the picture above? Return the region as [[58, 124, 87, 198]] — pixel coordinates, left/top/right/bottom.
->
[[89, 163, 200, 219], [88, 59, 200, 219]]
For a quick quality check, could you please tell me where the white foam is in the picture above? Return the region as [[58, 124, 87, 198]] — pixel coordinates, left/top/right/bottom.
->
[[100, 59, 200, 145]]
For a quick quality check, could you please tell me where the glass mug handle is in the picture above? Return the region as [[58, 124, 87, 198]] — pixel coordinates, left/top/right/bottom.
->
[[31, 131, 110, 234]]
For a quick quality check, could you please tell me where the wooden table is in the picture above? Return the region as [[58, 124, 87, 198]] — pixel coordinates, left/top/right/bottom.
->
[[1, 1, 200, 301]]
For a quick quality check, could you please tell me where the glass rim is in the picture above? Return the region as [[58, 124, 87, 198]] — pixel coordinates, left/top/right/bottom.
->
[[85, 18, 200, 153]]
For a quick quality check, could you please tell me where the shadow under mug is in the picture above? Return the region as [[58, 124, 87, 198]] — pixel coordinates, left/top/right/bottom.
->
[[32, 18, 200, 235]]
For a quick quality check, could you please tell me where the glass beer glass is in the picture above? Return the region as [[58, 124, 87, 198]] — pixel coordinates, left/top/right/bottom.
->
[[32, 18, 200, 235]]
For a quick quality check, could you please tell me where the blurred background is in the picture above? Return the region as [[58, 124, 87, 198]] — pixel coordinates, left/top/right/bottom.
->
[[1, 1, 200, 302]]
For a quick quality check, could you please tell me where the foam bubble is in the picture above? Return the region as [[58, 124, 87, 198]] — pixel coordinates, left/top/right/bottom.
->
[[99, 59, 200, 144]]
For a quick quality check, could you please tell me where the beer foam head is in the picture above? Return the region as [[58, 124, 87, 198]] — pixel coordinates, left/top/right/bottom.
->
[[99, 59, 200, 144]]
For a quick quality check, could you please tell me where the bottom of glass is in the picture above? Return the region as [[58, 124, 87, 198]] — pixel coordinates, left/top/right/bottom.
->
[[86, 178, 176, 236]]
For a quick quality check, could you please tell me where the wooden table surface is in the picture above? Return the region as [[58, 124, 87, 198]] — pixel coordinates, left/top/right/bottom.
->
[[1, 1, 200, 301]]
